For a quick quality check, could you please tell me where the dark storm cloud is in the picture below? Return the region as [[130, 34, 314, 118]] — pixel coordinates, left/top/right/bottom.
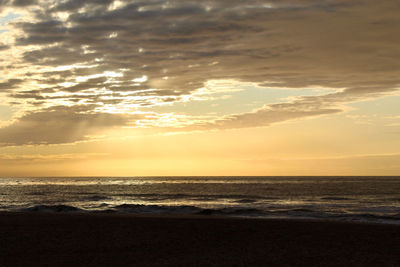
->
[[2, 0, 400, 144], [0, 106, 131, 146]]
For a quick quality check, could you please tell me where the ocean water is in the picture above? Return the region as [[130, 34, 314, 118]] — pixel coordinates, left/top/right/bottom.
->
[[1, 176, 400, 224]]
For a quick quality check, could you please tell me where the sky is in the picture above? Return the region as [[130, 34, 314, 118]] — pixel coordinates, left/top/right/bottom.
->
[[0, 0, 399, 176]]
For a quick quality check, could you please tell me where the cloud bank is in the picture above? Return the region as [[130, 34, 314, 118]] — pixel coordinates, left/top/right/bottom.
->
[[0, 0, 399, 145], [0, 106, 130, 145]]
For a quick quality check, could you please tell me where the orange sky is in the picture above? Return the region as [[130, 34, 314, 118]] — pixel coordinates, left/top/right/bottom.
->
[[0, 0, 399, 176]]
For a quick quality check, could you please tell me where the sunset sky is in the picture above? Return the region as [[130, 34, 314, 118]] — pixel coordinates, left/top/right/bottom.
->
[[0, 0, 399, 176]]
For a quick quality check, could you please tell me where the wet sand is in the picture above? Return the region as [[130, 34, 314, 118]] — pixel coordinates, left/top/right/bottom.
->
[[0, 212, 399, 266]]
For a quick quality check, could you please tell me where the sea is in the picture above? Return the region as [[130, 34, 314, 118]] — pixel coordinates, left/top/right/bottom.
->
[[1, 176, 400, 224]]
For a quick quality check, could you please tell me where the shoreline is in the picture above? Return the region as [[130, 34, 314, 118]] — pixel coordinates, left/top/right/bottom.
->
[[1, 212, 399, 266], [3, 207, 400, 226]]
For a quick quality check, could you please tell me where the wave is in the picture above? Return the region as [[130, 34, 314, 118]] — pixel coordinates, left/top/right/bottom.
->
[[385, 197, 400, 202], [24, 192, 47, 196], [114, 204, 202, 214], [82, 195, 111, 201], [21, 205, 82, 212], [197, 208, 263, 216], [13, 204, 400, 225], [116, 193, 265, 198], [320, 197, 353, 201], [114, 193, 272, 201], [234, 199, 257, 203]]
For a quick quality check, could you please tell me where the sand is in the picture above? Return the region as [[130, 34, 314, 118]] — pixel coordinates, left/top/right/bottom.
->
[[0, 212, 399, 266]]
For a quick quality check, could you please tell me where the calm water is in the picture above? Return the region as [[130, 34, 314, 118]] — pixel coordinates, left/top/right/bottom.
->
[[1, 176, 400, 224]]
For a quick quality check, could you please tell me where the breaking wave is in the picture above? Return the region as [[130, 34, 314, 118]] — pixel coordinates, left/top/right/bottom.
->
[[21, 205, 82, 212], [13, 204, 400, 224]]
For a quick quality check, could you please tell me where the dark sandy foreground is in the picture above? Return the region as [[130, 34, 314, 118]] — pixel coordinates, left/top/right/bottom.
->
[[0, 212, 399, 267]]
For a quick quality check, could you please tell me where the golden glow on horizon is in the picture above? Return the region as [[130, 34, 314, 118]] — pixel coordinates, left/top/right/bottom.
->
[[1, 104, 400, 177]]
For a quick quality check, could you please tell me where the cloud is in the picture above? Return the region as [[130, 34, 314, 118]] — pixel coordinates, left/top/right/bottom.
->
[[0, 152, 108, 163], [182, 85, 391, 130], [0, 106, 130, 146], [0, 0, 36, 12], [209, 104, 341, 130], [1, 0, 400, 144], [12, 0, 37, 6], [0, 79, 23, 90], [0, 44, 9, 50]]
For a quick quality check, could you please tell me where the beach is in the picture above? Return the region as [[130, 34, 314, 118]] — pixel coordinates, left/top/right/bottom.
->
[[0, 212, 399, 266]]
